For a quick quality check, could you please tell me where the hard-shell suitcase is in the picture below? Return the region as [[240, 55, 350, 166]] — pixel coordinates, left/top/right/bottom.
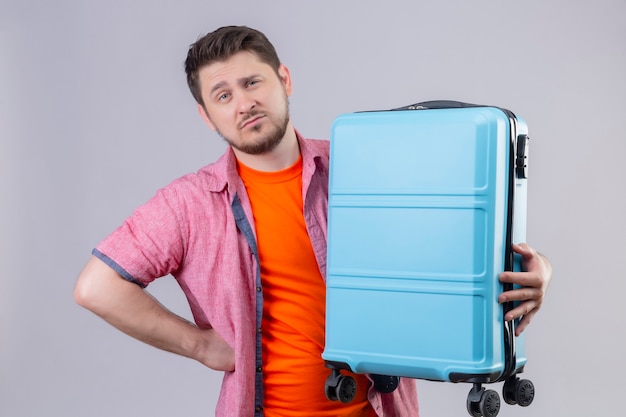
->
[[322, 101, 533, 417]]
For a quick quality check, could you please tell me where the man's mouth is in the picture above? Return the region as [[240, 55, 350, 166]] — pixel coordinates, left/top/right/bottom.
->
[[240, 114, 265, 129]]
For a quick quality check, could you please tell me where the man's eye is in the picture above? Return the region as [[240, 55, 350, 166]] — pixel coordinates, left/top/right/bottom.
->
[[247, 80, 259, 87], [218, 93, 230, 101]]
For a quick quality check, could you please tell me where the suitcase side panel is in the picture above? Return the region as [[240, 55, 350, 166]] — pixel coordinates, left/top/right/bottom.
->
[[511, 116, 529, 371]]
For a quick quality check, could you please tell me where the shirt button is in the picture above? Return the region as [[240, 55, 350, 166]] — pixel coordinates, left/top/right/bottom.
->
[[256, 286, 262, 292], [257, 327, 262, 333], [257, 366, 262, 372], [255, 405, 263, 412]]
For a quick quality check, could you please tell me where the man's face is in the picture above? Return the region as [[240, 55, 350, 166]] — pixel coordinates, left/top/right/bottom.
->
[[197, 51, 292, 155]]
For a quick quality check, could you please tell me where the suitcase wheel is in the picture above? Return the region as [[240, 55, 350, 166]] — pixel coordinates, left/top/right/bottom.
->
[[371, 374, 399, 393], [336, 375, 357, 403], [466, 384, 501, 417], [324, 369, 356, 403], [324, 381, 338, 402], [503, 376, 535, 407]]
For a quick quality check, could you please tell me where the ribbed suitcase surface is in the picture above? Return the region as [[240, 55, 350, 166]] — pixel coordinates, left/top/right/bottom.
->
[[322, 103, 532, 417]]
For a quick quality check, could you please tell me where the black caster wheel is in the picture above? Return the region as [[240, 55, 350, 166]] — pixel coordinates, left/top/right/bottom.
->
[[503, 377, 534, 407], [466, 384, 486, 417], [336, 375, 357, 403], [371, 374, 399, 393], [324, 370, 339, 401], [515, 379, 535, 407], [502, 377, 518, 405], [324, 382, 338, 402], [479, 389, 500, 417], [466, 396, 482, 417]]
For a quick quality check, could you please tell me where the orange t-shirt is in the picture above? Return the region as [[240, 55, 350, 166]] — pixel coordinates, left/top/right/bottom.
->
[[238, 156, 374, 417]]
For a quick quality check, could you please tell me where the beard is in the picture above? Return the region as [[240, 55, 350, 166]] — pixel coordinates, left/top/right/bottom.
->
[[217, 99, 291, 156]]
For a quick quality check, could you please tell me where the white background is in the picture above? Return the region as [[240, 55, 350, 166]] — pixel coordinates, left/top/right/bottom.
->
[[1, 1, 624, 416]]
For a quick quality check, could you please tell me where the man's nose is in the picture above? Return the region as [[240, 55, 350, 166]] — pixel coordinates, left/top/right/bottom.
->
[[236, 92, 256, 114]]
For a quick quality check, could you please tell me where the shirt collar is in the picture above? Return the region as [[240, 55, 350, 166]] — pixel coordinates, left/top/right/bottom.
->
[[203, 129, 324, 194]]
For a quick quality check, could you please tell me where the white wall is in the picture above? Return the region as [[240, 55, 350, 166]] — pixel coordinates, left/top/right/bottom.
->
[[1, 0, 624, 416]]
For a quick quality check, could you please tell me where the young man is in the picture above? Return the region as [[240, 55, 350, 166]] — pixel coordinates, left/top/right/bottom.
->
[[74, 26, 552, 417]]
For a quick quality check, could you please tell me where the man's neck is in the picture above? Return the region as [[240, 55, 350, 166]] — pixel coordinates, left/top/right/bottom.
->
[[233, 126, 300, 172]]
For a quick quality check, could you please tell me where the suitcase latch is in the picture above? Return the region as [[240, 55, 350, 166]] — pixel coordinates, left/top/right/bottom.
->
[[516, 134, 529, 179]]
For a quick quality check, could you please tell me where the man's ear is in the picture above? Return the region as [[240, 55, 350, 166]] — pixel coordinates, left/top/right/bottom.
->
[[197, 104, 217, 131], [277, 63, 293, 97]]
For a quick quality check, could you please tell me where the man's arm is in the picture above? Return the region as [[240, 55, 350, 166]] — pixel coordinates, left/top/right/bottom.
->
[[498, 243, 553, 336], [73, 256, 235, 371]]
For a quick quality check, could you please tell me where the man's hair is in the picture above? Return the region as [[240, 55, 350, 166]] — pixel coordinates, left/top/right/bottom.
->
[[185, 26, 281, 106]]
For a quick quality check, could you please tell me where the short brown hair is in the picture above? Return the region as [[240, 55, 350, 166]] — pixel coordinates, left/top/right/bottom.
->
[[185, 26, 281, 106]]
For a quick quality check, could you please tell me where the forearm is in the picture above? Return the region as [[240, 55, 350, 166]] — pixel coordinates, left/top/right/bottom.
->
[[74, 256, 232, 369]]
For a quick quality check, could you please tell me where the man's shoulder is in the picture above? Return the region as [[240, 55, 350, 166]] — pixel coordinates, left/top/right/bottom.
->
[[302, 137, 330, 147], [163, 150, 232, 196], [301, 137, 330, 158]]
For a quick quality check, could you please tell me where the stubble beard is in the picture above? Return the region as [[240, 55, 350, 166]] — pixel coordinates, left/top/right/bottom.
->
[[217, 100, 291, 156]]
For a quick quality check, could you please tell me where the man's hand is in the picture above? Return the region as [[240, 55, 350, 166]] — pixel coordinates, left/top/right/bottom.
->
[[195, 327, 235, 372], [498, 243, 553, 336]]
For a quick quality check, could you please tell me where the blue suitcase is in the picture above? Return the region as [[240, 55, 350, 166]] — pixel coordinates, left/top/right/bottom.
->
[[322, 101, 533, 417]]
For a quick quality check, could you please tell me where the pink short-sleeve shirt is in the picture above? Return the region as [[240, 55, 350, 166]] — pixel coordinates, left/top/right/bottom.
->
[[94, 135, 418, 417]]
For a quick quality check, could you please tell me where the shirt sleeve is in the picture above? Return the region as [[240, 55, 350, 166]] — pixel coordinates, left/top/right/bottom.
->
[[93, 185, 187, 287]]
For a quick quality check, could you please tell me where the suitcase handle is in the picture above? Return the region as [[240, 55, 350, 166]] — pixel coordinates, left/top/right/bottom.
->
[[392, 100, 484, 110]]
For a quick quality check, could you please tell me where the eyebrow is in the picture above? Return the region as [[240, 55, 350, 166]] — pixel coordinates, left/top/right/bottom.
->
[[209, 74, 262, 95], [210, 81, 228, 96]]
